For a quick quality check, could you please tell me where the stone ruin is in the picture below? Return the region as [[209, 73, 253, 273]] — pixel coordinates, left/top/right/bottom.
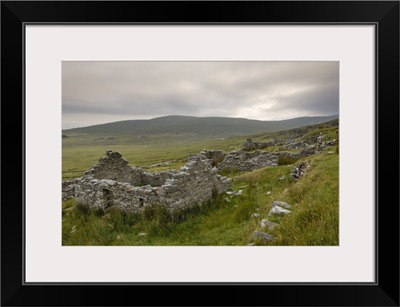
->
[[201, 148, 314, 173], [242, 138, 274, 151], [62, 150, 232, 213], [62, 127, 338, 213]]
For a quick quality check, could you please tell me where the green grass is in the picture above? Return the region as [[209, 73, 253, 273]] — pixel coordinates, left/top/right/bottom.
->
[[62, 148, 338, 246], [265, 152, 339, 245], [62, 134, 244, 180]]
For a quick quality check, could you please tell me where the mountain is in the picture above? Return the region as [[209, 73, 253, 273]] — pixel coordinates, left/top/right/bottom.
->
[[63, 115, 339, 138]]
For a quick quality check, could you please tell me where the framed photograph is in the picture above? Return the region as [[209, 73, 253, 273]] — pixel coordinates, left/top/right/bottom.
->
[[1, 1, 399, 306]]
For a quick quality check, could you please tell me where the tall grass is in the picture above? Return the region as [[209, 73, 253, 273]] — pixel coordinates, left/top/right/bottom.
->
[[265, 152, 339, 245]]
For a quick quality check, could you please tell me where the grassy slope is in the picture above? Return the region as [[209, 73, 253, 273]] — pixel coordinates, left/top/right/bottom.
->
[[62, 119, 338, 180], [62, 149, 338, 246]]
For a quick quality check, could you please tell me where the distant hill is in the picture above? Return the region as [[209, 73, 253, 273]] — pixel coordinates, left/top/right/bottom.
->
[[63, 115, 338, 138]]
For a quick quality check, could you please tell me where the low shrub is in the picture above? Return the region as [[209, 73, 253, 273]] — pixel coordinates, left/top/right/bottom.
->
[[278, 155, 299, 166]]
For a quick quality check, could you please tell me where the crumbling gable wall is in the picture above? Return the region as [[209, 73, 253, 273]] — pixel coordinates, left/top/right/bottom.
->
[[83, 150, 146, 186]]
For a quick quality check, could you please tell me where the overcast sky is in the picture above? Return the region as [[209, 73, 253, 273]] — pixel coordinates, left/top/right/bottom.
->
[[62, 61, 339, 129]]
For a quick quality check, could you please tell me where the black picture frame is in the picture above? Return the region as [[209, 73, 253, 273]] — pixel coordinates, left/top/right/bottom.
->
[[1, 1, 399, 306]]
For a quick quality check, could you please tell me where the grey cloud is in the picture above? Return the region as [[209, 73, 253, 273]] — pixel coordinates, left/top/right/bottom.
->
[[62, 61, 339, 129]]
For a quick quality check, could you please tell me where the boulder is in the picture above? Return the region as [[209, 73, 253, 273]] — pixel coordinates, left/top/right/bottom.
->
[[252, 231, 276, 241], [260, 219, 279, 230], [272, 200, 291, 209], [268, 206, 291, 217]]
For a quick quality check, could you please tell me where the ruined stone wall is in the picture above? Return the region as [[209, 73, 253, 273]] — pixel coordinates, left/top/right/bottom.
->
[[64, 151, 232, 213], [216, 150, 278, 172], [210, 150, 311, 172], [62, 140, 326, 211], [242, 138, 274, 151], [62, 178, 80, 201]]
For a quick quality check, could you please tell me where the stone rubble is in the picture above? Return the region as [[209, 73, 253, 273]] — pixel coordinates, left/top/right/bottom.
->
[[290, 162, 308, 180]]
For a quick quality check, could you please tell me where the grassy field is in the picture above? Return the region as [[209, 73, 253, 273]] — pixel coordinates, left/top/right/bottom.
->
[[62, 133, 246, 179], [62, 121, 338, 246]]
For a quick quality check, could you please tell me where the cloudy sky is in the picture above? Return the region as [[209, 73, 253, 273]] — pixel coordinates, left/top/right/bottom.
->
[[62, 61, 339, 129]]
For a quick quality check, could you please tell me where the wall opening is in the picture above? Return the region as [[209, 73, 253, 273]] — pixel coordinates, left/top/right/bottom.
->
[[103, 188, 114, 208]]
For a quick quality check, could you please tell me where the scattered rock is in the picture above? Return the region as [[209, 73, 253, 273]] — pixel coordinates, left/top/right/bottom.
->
[[252, 231, 276, 241], [326, 139, 337, 146], [224, 197, 231, 203], [251, 213, 260, 218], [234, 190, 243, 196], [227, 190, 242, 196], [268, 206, 291, 217], [138, 232, 147, 236], [317, 136, 324, 151], [266, 191, 271, 195], [247, 242, 255, 246], [272, 200, 291, 209], [290, 161, 308, 180], [278, 177, 285, 181], [260, 219, 279, 230]]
